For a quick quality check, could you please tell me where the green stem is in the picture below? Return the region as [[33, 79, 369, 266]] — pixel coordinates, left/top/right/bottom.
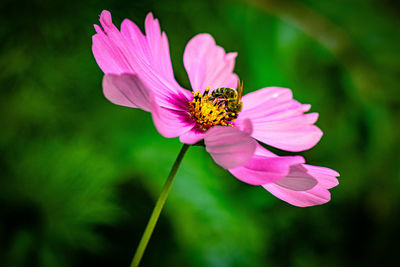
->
[[130, 144, 190, 267]]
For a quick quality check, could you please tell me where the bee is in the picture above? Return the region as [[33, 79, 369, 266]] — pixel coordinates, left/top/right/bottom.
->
[[209, 80, 243, 120]]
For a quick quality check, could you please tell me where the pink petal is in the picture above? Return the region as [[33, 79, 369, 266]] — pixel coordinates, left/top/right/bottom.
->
[[102, 74, 152, 112], [274, 165, 317, 191], [151, 100, 196, 138], [121, 13, 183, 96], [92, 10, 192, 111], [204, 125, 257, 169], [102, 73, 195, 138], [234, 118, 253, 134], [263, 164, 340, 207], [179, 128, 206, 145], [184, 34, 238, 93], [263, 183, 331, 207], [302, 165, 340, 189], [229, 152, 305, 185], [92, 11, 136, 75], [228, 145, 339, 206], [236, 87, 323, 152]]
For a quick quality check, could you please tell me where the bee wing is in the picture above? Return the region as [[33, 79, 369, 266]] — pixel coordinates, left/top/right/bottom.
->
[[237, 80, 243, 99]]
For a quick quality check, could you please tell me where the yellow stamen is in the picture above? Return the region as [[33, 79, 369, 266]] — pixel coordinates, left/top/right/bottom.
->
[[188, 87, 234, 131]]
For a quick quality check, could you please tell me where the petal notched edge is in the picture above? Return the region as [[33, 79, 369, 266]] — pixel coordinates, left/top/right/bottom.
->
[[263, 164, 340, 207], [93, 10, 192, 111]]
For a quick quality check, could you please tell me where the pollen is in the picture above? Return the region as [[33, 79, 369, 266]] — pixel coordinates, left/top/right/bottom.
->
[[188, 87, 233, 131]]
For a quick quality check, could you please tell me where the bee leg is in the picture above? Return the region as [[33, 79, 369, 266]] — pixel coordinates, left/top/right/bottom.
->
[[203, 87, 210, 96]]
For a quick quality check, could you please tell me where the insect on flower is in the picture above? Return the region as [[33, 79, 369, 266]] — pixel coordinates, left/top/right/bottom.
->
[[209, 80, 244, 120], [92, 11, 339, 207]]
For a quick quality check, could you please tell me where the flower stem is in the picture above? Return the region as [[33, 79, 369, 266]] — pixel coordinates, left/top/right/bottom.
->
[[130, 144, 190, 267]]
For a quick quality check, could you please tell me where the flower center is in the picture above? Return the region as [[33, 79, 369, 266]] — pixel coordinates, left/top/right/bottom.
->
[[188, 87, 241, 131]]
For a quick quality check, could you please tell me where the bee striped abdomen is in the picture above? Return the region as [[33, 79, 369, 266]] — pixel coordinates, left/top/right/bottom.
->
[[210, 86, 243, 121], [211, 88, 237, 99]]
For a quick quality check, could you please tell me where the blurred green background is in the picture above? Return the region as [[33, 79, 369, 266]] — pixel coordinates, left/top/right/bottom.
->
[[1, 0, 399, 266]]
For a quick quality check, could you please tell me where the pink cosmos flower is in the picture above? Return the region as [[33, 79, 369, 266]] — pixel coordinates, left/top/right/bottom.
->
[[92, 11, 339, 207]]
